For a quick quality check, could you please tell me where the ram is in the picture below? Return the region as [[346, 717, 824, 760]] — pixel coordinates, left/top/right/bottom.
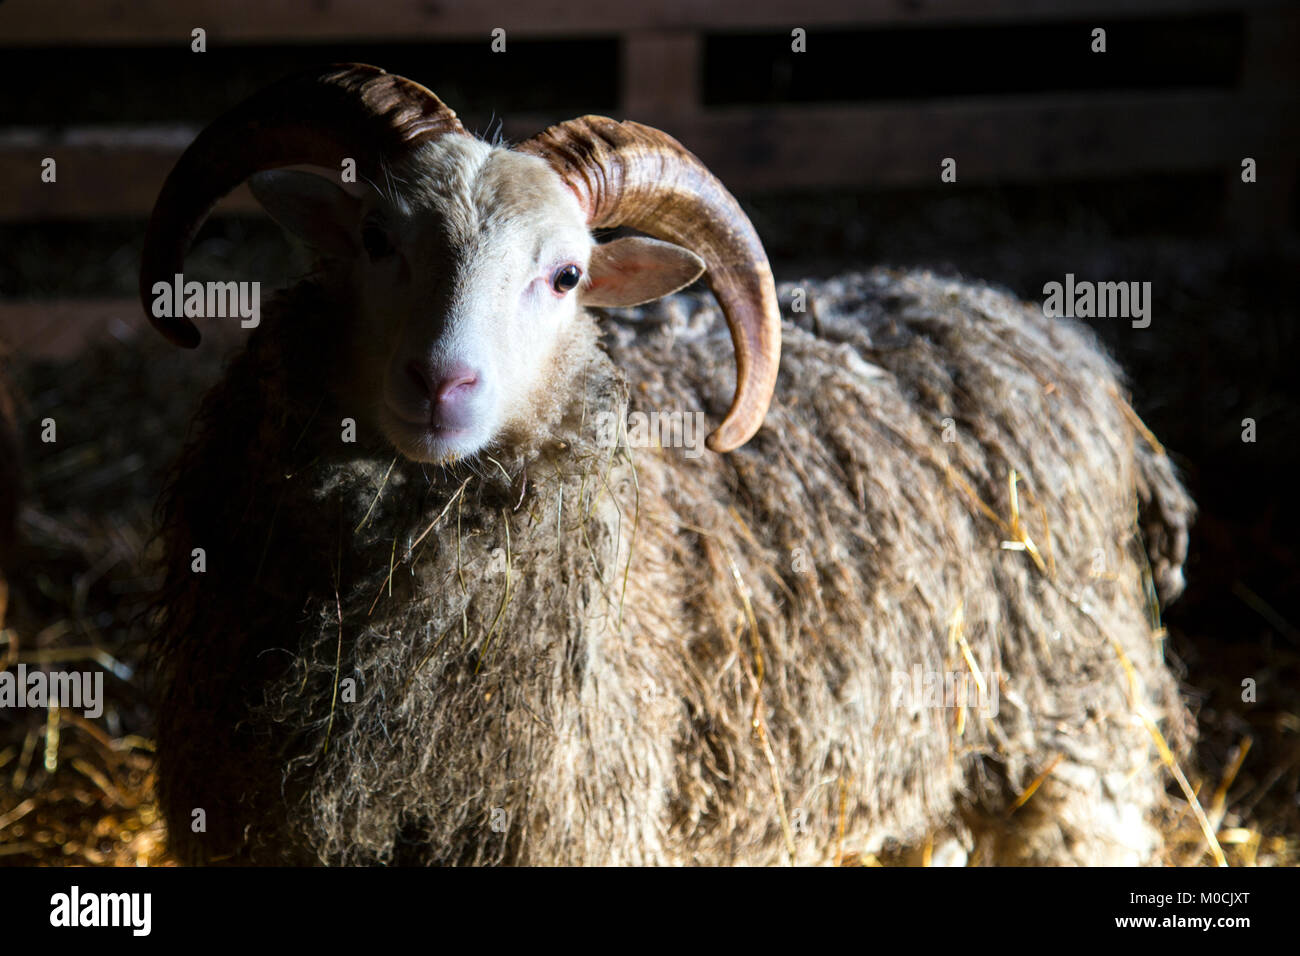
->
[[143, 65, 1194, 866]]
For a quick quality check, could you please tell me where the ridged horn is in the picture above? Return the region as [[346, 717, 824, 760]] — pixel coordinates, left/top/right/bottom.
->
[[140, 63, 465, 347], [519, 117, 781, 453]]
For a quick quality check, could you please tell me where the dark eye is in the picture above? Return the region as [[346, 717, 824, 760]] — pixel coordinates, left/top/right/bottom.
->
[[362, 224, 394, 260], [551, 264, 582, 294]]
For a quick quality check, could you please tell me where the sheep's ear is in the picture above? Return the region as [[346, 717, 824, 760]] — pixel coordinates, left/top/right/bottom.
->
[[580, 237, 706, 308], [248, 170, 361, 258]]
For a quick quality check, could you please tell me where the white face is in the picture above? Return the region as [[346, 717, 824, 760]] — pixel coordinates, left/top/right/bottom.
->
[[357, 140, 595, 462], [250, 138, 705, 464]]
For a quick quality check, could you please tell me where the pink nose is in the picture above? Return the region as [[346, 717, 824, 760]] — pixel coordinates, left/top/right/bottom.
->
[[434, 367, 478, 403], [407, 361, 479, 402], [405, 361, 481, 430]]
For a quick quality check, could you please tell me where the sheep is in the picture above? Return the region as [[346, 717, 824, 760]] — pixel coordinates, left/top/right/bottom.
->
[[142, 64, 1195, 866]]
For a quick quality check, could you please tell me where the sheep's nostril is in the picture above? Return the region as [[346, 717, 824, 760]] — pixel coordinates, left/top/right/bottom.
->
[[434, 369, 479, 404], [398, 360, 480, 429]]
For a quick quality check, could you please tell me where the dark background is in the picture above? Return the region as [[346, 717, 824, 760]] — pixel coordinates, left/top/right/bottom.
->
[[0, 0, 1296, 865]]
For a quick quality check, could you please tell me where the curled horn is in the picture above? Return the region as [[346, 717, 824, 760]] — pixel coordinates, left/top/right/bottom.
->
[[140, 63, 465, 347], [519, 117, 781, 453]]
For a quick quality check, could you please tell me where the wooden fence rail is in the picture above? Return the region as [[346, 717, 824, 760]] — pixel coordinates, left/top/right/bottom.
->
[[0, 0, 1296, 224]]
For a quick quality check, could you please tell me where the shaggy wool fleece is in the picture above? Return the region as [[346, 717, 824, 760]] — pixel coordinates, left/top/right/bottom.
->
[[152, 269, 1193, 865]]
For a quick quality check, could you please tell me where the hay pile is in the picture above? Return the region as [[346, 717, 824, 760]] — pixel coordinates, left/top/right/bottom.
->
[[0, 326, 234, 865]]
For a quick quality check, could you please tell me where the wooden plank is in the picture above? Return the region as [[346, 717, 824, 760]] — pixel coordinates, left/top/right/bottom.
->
[[1227, 8, 1300, 230], [0, 129, 259, 220], [4, 91, 1293, 219], [569, 95, 1300, 193], [599, 92, 1300, 192], [622, 33, 700, 115], [0, 0, 1290, 46]]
